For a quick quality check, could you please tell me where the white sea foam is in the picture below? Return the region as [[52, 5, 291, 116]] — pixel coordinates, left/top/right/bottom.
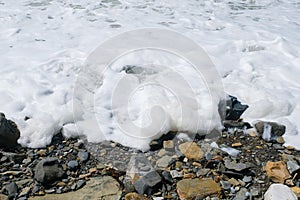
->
[[0, 0, 300, 149]]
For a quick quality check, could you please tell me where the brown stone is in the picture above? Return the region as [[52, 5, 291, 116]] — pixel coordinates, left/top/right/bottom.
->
[[125, 192, 150, 200], [232, 142, 242, 147], [179, 142, 204, 161], [265, 161, 291, 183], [291, 187, 300, 198], [176, 178, 221, 200]]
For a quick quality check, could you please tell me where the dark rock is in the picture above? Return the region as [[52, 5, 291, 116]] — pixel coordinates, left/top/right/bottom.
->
[[161, 171, 173, 184], [0, 113, 20, 149], [224, 95, 249, 121], [67, 160, 79, 170], [77, 151, 89, 162], [223, 120, 252, 130], [254, 121, 286, 142], [34, 158, 64, 185], [134, 171, 162, 195], [5, 182, 18, 199]]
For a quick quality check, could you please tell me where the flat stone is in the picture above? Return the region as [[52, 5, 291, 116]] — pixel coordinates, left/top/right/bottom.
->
[[28, 176, 121, 200], [176, 178, 221, 199], [233, 188, 248, 200], [287, 160, 300, 174], [125, 192, 150, 200], [196, 168, 210, 177], [224, 158, 249, 171], [156, 155, 172, 168], [19, 186, 31, 197], [163, 140, 174, 150], [134, 171, 162, 195], [179, 142, 204, 161], [265, 161, 291, 183], [264, 184, 297, 200]]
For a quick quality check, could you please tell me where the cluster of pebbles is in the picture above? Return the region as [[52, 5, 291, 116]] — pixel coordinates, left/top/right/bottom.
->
[[1, 97, 300, 199], [1, 121, 300, 200]]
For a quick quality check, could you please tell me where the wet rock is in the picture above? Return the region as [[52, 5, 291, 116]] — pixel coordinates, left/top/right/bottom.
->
[[254, 121, 285, 142], [125, 192, 150, 200], [0, 113, 20, 149], [178, 142, 204, 161], [228, 178, 240, 186], [176, 178, 221, 199], [264, 184, 297, 200], [5, 182, 18, 199], [28, 176, 122, 200], [34, 157, 64, 185], [77, 151, 89, 162], [265, 161, 291, 183], [224, 95, 248, 121], [67, 160, 79, 170], [156, 155, 172, 168], [287, 160, 300, 174], [134, 171, 162, 195], [224, 158, 249, 171]]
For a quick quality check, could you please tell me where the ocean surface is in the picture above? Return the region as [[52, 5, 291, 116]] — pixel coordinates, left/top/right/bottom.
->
[[0, 0, 300, 150]]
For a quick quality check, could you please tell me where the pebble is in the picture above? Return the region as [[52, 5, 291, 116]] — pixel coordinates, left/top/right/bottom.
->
[[77, 151, 89, 162], [156, 155, 172, 168], [170, 170, 183, 178], [67, 160, 79, 170], [134, 171, 162, 195], [242, 176, 252, 183]]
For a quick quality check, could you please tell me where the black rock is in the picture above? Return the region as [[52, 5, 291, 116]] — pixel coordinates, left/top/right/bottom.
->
[[77, 151, 89, 162], [67, 160, 79, 170], [224, 96, 249, 121], [161, 171, 173, 184], [5, 182, 18, 199], [0, 113, 20, 149], [134, 170, 162, 195], [34, 157, 64, 185], [223, 120, 252, 130]]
